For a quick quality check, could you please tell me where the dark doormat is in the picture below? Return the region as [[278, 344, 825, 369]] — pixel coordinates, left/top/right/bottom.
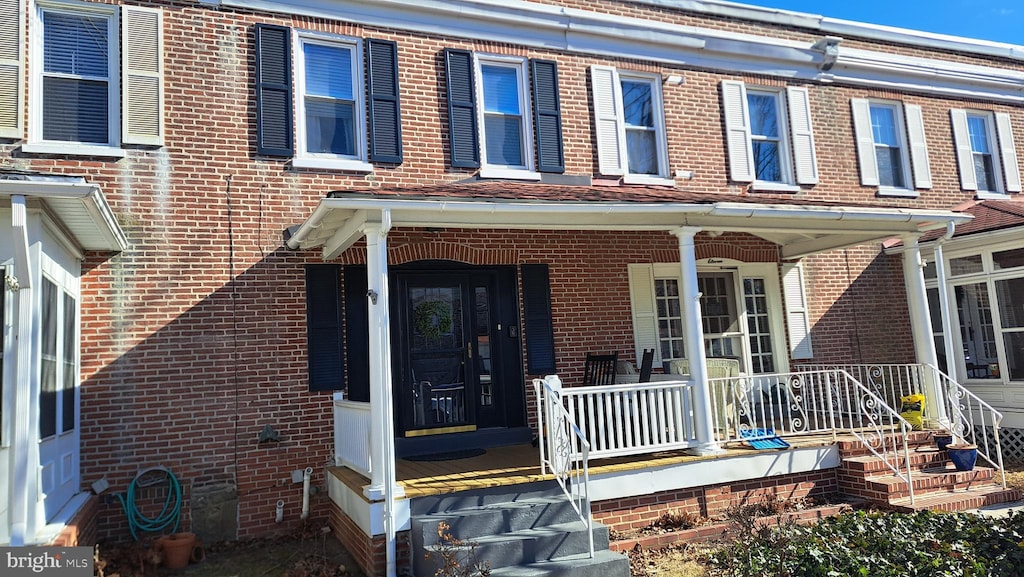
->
[[403, 448, 486, 462]]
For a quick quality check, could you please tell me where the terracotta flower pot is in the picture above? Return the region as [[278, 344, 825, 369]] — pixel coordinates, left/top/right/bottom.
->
[[947, 444, 978, 472], [156, 532, 197, 569]]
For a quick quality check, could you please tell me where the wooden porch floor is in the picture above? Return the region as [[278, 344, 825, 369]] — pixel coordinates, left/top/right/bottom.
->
[[329, 433, 840, 500]]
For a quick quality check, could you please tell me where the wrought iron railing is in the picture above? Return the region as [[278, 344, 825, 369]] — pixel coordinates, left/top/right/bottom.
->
[[533, 375, 594, 558], [799, 364, 925, 410], [926, 364, 1006, 485]]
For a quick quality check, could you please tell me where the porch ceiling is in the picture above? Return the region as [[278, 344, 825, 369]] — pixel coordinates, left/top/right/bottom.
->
[[285, 182, 972, 260]]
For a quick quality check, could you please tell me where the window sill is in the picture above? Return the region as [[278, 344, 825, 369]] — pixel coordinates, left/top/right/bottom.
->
[[20, 143, 127, 158], [478, 167, 542, 181], [292, 157, 374, 172], [623, 174, 676, 187], [749, 182, 800, 193], [876, 186, 920, 198], [975, 191, 1011, 200]]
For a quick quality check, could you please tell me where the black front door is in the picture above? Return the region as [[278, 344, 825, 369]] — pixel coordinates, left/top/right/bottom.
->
[[394, 267, 524, 438]]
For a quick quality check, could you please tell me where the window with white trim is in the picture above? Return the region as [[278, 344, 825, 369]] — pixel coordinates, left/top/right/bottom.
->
[[721, 81, 818, 190], [475, 55, 535, 177], [851, 98, 931, 196], [951, 108, 1022, 198], [295, 33, 367, 167], [27, 2, 164, 153], [590, 66, 669, 184]]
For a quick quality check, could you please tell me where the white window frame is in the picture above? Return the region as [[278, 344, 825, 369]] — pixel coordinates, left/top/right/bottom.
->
[[473, 54, 538, 180], [619, 72, 671, 185], [26, 0, 123, 157], [952, 108, 1021, 200], [869, 101, 913, 195], [292, 31, 371, 172], [630, 260, 788, 374], [967, 112, 1003, 196], [746, 87, 795, 190]]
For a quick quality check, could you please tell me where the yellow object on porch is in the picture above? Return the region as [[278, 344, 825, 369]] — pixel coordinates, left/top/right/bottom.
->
[[899, 393, 926, 430]]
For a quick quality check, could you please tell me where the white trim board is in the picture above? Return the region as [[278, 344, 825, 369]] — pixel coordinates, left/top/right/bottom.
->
[[207, 0, 1024, 104], [327, 474, 411, 538], [588, 445, 840, 502]]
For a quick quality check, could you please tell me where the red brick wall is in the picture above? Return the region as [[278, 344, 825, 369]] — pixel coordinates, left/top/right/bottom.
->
[[591, 470, 838, 533], [2, 0, 1015, 542]]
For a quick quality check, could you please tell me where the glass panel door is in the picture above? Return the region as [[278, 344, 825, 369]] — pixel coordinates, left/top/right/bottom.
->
[[955, 282, 999, 379], [407, 282, 470, 430], [699, 273, 743, 360]]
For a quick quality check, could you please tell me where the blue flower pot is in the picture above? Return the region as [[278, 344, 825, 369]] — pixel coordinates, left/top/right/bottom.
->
[[947, 444, 978, 471], [934, 433, 954, 451]]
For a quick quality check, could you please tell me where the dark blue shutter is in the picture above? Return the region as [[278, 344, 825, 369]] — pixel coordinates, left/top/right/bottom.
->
[[344, 266, 370, 402], [366, 38, 403, 164], [306, 265, 343, 391], [444, 48, 479, 168], [530, 59, 565, 173], [521, 264, 556, 374], [255, 24, 293, 156]]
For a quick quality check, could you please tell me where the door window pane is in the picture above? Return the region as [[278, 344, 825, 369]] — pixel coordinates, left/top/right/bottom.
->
[[40, 279, 58, 439], [474, 287, 493, 407], [956, 283, 998, 379], [62, 292, 76, 433], [744, 278, 775, 373], [655, 279, 685, 361]]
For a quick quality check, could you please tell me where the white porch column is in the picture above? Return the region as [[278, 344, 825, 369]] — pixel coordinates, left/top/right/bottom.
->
[[902, 235, 946, 424], [10, 195, 38, 545], [674, 227, 722, 455]]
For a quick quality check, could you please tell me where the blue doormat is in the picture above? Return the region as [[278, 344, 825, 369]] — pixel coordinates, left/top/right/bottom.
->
[[740, 428, 790, 450]]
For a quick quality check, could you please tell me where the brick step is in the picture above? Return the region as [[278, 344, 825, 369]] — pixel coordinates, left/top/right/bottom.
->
[[841, 447, 950, 474], [837, 431, 944, 458], [886, 485, 1022, 513], [862, 465, 997, 500]]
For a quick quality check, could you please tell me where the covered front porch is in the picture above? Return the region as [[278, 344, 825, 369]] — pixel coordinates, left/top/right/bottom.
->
[[284, 182, 975, 576]]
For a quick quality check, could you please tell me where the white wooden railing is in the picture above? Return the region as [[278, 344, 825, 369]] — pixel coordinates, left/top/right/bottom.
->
[[533, 376, 594, 558], [555, 379, 699, 459], [334, 399, 372, 477]]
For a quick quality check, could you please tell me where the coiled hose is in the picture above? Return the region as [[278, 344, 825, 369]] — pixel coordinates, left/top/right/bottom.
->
[[116, 467, 183, 541]]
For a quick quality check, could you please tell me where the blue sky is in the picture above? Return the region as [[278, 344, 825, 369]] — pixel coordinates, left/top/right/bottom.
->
[[740, 0, 1023, 45]]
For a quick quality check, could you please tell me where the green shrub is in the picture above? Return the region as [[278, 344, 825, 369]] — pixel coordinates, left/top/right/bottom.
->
[[709, 509, 1024, 577]]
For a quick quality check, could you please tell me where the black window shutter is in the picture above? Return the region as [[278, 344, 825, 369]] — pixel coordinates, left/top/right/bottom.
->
[[444, 48, 479, 168], [530, 59, 565, 173], [521, 264, 556, 375], [255, 24, 293, 156], [344, 266, 371, 402], [306, 265, 343, 391], [366, 38, 403, 164]]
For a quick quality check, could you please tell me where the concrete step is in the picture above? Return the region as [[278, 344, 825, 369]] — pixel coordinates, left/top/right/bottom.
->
[[416, 521, 609, 574], [412, 497, 583, 546], [887, 485, 1022, 513], [486, 550, 630, 577], [411, 481, 563, 516]]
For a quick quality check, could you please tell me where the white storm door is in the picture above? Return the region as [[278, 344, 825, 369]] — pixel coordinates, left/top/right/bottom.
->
[[37, 276, 79, 521]]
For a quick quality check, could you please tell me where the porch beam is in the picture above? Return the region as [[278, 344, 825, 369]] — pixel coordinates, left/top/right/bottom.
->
[[902, 235, 947, 424], [674, 226, 722, 455]]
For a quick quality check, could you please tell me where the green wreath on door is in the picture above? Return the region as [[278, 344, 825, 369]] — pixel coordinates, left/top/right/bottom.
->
[[414, 300, 453, 340]]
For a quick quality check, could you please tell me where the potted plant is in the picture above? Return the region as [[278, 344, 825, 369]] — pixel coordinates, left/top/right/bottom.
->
[[946, 443, 978, 471], [932, 430, 954, 451]]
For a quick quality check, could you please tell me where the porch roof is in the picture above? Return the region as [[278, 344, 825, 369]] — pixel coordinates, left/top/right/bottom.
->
[[0, 169, 128, 253], [285, 181, 971, 260]]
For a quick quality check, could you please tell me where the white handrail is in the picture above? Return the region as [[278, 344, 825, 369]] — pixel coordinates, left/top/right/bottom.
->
[[927, 364, 1006, 486], [533, 376, 594, 559]]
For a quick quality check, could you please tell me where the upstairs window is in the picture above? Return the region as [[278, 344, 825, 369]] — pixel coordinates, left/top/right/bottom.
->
[[255, 25, 403, 167], [591, 66, 669, 185], [721, 81, 818, 190], [443, 49, 564, 178], [951, 108, 1021, 198], [476, 56, 532, 174], [851, 98, 931, 196], [26, 2, 164, 154], [296, 35, 364, 163]]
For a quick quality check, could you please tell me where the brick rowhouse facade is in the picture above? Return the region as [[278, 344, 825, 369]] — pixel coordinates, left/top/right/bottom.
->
[[2, 0, 1023, 558]]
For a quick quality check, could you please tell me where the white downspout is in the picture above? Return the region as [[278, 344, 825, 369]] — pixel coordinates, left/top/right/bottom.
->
[[300, 467, 313, 520], [932, 222, 956, 427], [9, 195, 37, 545], [674, 227, 722, 455], [275, 500, 285, 523]]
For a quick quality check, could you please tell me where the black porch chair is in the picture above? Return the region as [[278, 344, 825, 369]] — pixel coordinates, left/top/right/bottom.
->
[[583, 352, 618, 386], [638, 349, 655, 383]]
